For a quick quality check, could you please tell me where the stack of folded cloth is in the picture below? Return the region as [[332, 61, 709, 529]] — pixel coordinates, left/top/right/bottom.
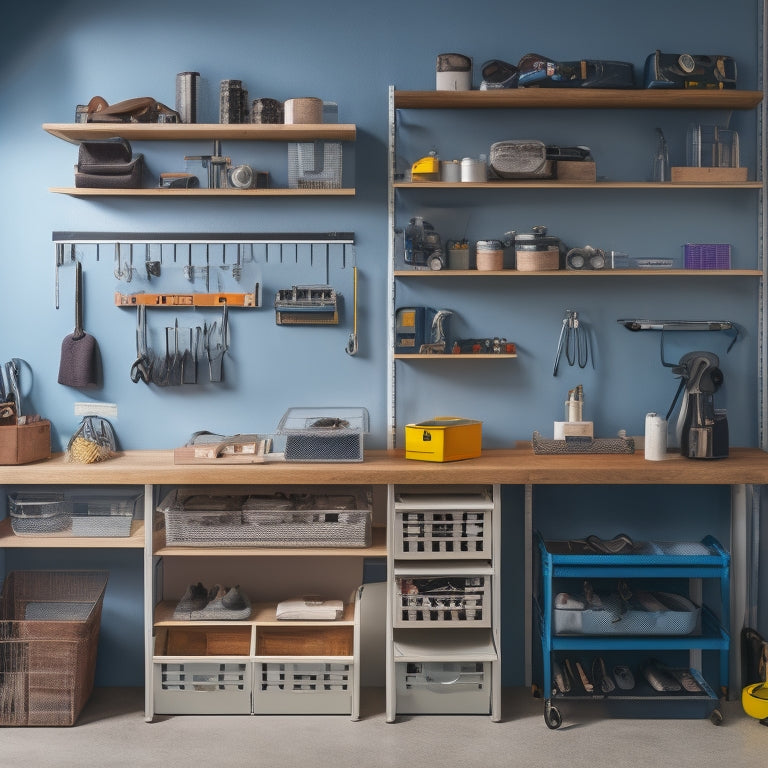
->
[[75, 138, 143, 188]]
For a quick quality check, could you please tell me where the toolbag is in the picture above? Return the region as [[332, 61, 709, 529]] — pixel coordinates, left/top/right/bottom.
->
[[85, 95, 180, 123], [644, 51, 736, 89], [517, 53, 635, 88], [74, 138, 144, 188], [488, 140, 553, 179]]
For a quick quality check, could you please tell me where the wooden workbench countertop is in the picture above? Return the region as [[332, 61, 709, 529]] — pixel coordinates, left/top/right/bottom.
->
[[1, 447, 767, 485]]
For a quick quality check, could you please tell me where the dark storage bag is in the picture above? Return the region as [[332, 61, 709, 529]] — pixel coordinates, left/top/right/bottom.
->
[[643, 51, 737, 89], [77, 138, 133, 171], [517, 53, 635, 88], [75, 155, 144, 188]]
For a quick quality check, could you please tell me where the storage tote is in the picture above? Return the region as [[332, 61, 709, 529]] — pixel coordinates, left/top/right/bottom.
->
[[0, 570, 108, 726], [277, 407, 369, 463]]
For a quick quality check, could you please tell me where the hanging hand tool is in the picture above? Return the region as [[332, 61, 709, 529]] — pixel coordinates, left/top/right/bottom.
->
[[553, 309, 588, 375], [129, 305, 153, 384], [206, 305, 229, 382], [345, 265, 359, 356]]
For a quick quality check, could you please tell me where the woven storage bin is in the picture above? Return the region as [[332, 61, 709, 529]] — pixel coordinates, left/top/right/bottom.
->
[[8, 493, 69, 535], [515, 250, 560, 271], [0, 570, 108, 726], [158, 488, 371, 547]]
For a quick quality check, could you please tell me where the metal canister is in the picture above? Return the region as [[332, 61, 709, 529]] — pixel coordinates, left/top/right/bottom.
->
[[514, 226, 561, 271], [176, 72, 200, 124]]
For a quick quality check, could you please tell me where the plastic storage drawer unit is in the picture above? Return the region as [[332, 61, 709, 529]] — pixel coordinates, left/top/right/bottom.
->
[[253, 662, 353, 714], [153, 662, 251, 715], [394, 492, 493, 559], [395, 661, 491, 714]]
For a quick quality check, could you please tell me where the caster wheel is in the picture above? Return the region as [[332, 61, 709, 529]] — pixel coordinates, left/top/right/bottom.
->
[[710, 708, 724, 726], [544, 705, 562, 730]]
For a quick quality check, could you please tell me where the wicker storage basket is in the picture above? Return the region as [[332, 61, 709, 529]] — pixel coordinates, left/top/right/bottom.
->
[[515, 249, 560, 271], [0, 570, 108, 726]]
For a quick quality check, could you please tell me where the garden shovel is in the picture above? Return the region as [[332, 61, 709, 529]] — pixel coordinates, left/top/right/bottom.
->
[[58, 261, 99, 387]]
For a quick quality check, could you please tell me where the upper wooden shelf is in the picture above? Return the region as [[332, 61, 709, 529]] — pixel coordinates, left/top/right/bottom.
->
[[43, 122, 357, 143], [49, 187, 356, 198], [392, 89, 763, 110], [394, 180, 762, 190], [394, 269, 761, 277]]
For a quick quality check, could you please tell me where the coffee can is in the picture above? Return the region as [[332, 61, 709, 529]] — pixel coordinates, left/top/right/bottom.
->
[[175, 71, 200, 124]]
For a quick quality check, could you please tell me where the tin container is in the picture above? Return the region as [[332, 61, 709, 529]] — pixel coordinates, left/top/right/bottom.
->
[[515, 226, 561, 271]]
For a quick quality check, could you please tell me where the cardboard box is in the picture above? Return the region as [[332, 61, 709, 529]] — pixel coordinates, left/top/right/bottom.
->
[[556, 160, 596, 182], [670, 166, 748, 182], [405, 417, 482, 462], [0, 420, 51, 465]]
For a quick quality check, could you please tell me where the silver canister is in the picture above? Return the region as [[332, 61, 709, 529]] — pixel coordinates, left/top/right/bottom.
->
[[436, 53, 473, 91], [175, 71, 200, 124]]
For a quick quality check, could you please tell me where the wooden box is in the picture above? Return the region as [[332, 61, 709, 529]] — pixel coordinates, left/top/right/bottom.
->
[[0, 420, 51, 465], [671, 166, 749, 182], [256, 626, 353, 656], [556, 160, 597, 182]]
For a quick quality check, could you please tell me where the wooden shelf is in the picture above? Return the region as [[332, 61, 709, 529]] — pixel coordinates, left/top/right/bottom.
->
[[394, 353, 517, 360], [154, 600, 356, 626], [50, 187, 356, 198], [2, 448, 768, 485], [393, 89, 763, 110], [393, 180, 762, 190], [153, 524, 387, 557], [394, 269, 761, 277], [43, 122, 356, 143], [0, 517, 144, 548]]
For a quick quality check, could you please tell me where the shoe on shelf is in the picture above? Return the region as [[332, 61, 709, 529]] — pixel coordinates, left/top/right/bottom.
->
[[613, 665, 635, 691], [552, 659, 571, 694], [592, 657, 615, 693], [222, 585, 248, 611], [643, 660, 681, 692], [172, 582, 209, 619]]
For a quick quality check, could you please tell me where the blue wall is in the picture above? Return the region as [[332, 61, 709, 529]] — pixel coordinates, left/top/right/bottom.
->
[[0, 0, 764, 686]]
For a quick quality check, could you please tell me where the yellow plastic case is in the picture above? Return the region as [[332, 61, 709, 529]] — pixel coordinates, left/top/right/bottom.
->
[[404, 417, 482, 462]]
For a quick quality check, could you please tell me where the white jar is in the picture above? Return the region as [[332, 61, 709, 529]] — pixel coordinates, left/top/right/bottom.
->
[[461, 157, 487, 182]]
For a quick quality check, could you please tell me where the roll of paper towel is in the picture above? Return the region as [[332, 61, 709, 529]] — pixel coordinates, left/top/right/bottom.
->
[[644, 412, 667, 460]]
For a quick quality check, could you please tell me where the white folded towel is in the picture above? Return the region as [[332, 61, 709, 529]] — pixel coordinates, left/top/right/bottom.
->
[[276, 598, 344, 620]]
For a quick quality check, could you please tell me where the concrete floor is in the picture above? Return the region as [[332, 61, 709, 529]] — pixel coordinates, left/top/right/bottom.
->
[[1, 688, 766, 768]]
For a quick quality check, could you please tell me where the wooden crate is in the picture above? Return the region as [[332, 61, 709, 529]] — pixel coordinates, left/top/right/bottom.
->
[[256, 626, 353, 656], [0, 421, 51, 465], [162, 626, 252, 656]]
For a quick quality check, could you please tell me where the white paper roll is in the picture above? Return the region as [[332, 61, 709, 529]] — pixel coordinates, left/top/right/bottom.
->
[[644, 412, 668, 460]]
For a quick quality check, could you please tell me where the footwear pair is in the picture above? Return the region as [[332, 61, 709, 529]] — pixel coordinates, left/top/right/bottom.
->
[[173, 583, 251, 620]]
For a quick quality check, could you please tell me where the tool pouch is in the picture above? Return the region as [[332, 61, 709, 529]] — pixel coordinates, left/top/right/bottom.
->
[[489, 140, 553, 179], [86, 95, 180, 123], [644, 51, 737, 89], [75, 156, 144, 188]]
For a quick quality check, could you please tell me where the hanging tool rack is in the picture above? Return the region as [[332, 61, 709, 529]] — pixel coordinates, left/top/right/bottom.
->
[[52, 232, 359, 386]]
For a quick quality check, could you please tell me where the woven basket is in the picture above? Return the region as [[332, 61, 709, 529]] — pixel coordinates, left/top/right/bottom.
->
[[475, 250, 503, 271], [516, 249, 560, 271]]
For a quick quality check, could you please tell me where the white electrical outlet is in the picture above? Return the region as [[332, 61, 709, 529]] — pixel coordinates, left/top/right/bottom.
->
[[74, 402, 118, 418]]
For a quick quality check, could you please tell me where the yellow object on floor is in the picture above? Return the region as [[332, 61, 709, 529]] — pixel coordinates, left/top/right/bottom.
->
[[742, 682, 768, 721], [405, 417, 482, 462]]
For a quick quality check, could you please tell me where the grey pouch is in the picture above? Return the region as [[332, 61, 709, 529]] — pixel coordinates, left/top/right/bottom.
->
[[489, 140, 553, 179]]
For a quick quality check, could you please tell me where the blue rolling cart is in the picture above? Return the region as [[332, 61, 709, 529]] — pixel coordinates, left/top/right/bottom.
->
[[534, 531, 730, 729]]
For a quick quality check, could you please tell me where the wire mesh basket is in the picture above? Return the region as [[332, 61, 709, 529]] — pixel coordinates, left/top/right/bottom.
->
[[0, 570, 108, 726], [288, 141, 342, 189], [277, 407, 369, 463], [8, 493, 69, 535]]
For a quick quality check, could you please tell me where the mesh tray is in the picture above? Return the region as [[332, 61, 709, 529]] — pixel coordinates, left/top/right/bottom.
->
[[8, 493, 69, 535], [277, 407, 368, 463], [159, 489, 371, 547], [532, 431, 635, 454], [554, 591, 700, 635]]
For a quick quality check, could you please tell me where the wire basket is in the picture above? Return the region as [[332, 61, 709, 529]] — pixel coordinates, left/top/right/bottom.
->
[[288, 141, 342, 189], [0, 570, 108, 726], [277, 407, 369, 463]]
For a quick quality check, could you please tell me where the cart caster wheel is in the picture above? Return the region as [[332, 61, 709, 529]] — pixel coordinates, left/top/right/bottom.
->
[[544, 705, 562, 730], [710, 708, 724, 726]]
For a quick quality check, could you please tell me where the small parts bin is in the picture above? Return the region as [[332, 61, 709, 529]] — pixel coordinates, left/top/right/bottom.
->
[[0, 570, 108, 726]]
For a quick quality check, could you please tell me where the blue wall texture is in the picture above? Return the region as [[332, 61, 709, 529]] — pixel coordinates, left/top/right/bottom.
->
[[0, 0, 764, 686]]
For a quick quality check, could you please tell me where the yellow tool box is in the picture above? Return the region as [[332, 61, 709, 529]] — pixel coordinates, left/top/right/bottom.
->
[[404, 417, 482, 462]]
